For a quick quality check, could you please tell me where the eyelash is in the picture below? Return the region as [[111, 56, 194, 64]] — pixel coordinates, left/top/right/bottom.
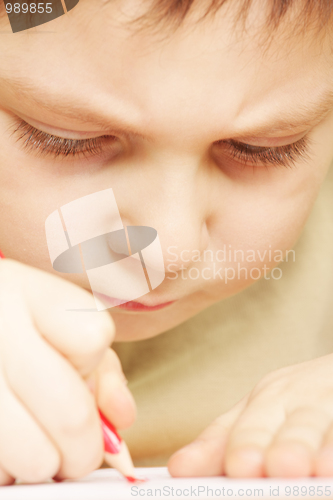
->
[[220, 137, 311, 168], [12, 120, 112, 158], [12, 119, 311, 168]]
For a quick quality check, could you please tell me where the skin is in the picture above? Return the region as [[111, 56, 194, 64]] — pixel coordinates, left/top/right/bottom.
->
[[0, 0, 333, 484]]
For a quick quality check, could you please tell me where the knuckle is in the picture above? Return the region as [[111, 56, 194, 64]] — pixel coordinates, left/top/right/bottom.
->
[[79, 314, 115, 357], [60, 399, 96, 437], [288, 406, 331, 426], [251, 369, 290, 398]]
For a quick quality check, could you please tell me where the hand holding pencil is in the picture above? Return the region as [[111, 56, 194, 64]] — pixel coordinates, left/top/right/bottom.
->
[[0, 253, 141, 485]]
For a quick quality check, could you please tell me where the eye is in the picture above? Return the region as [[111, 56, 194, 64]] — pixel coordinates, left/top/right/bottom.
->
[[213, 136, 311, 169], [11, 120, 120, 159]]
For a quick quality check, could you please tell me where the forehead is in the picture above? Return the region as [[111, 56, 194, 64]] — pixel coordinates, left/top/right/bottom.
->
[[0, 0, 332, 139]]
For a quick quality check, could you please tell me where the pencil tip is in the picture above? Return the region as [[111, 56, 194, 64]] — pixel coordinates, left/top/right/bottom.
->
[[125, 476, 147, 483]]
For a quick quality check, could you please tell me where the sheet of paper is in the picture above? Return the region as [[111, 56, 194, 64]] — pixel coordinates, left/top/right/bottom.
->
[[1, 467, 333, 500]]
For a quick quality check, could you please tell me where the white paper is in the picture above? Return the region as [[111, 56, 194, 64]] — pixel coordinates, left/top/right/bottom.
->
[[1, 467, 333, 500]]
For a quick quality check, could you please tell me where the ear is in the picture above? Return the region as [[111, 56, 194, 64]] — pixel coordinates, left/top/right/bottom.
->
[[4, 0, 81, 33]]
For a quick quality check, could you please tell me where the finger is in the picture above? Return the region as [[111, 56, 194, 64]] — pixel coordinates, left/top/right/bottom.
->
[[2, 259, 115, 376], [224, 400, 284, 478], [0, 464, 14, 486], [316, 423, 333, 476], [0, 311, 103, 480], [0, 366, 60, 483], [266, 407, 331, 478], [168, 394, 250, 477], [96, 349, 136, 430]]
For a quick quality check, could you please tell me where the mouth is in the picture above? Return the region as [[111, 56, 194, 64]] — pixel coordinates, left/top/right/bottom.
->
[[93, 292, 176, 312], [116, 300, 176, 312]]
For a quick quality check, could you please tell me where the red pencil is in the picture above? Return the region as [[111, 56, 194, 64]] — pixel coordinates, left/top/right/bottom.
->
[[0, 251, 142, 483]]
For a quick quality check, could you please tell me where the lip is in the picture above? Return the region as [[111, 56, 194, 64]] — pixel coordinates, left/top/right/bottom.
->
[[94, 292, 176, 312], [117, 300, 176, 312]]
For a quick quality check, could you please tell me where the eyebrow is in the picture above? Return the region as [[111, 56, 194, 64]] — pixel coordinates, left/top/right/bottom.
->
[[1, 76, 333, 138], [236, 88, 333, 137], [0, 76, 146, 138]]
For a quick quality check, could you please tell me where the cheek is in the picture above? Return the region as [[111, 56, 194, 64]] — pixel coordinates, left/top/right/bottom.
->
[[212, 161, 328, 266], [0, 155, 46, 266], [0, 112, 96, 272], [212, 111, 333, 256], [0, 173, 61, 271], [0, 129, 75, 272]]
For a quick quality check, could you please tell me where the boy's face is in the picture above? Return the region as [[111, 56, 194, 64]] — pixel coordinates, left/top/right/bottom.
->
[[0, 0, 332, 341]]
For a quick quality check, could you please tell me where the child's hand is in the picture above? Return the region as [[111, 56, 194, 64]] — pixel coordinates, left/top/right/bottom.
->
[[169, 355, 333, 478], [0, 259, 136, 485]]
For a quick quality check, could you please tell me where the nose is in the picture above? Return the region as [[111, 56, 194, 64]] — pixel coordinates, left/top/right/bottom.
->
[[119, 152, 211, 272]]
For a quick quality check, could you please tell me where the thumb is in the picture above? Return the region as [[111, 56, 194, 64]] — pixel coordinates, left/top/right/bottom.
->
[[168, 393, 250, 477], [89, 348, 137, 431]]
